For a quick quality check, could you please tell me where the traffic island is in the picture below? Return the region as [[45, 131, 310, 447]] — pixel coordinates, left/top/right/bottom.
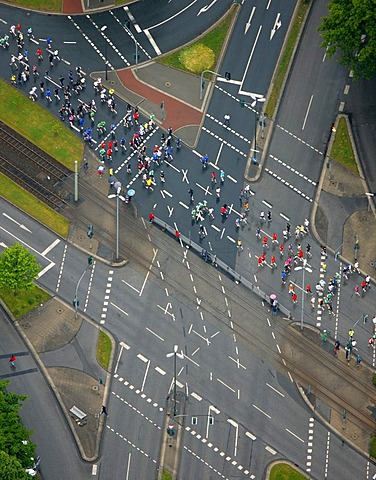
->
[[17, 297, 113, 461], [158, 392, 187, 480]]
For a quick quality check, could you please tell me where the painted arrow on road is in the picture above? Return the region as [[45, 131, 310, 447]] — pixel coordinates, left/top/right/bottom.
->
[[270, 13, 282, 40], [2, 213, 32, 232], [244, 6, 256, 34], [197, 0, 218, 16]]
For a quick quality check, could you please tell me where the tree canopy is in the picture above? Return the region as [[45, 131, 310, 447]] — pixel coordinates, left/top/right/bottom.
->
[[0, 380, 35, 478], [0, 243, 40, 294], [319, 0, 376, 79]]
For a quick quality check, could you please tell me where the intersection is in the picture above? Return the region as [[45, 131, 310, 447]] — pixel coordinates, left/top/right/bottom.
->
[[0, 0, 375, 479]]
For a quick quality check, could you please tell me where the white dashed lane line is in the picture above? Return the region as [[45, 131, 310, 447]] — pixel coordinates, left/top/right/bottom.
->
[[206, 113, 251, 144], [265, 168, 313, 202], [202, 126, 247, 157], [269, 154, 317, 185], [106, 425, 158, 463], [276, 125, 323, 154]]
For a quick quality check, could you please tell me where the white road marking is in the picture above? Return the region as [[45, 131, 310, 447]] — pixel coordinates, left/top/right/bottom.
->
[[266, 383, 285, 397], [191, 392, 202, 401], [302, 94, 313, 130], [124, 6, 142, 33], [286, 428, 305, 443], [137, 354, 149, 363], [146, 327, 164, 342], [120, 341, 130, 350], [265, 168, 313, 202], [41, 238, 60, 256], [144, 29, 161, 55], [111, 302, 129, 316], [2, 212, 32, 232], [217, 378, 235, 393], [245, 431, 257, 440], [37, 262, 55, 278], [155, 366, 166, 375], [252, 404, 271, 418], [265, 445, 277, 455], [269, 154, 316, 185]]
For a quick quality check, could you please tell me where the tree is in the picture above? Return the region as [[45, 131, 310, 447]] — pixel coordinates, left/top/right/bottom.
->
[[0, 243, 40, 294], [0, 451, 29, 480], [318, 0, 376, 80], [0, 380, 35, 478]]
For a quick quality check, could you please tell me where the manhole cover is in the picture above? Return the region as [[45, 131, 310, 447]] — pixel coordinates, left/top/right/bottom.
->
[[111, 81, 115, 85], [165, 82, 171, 87], [57, 308, 64, 314], [92, 385, 99, 391]]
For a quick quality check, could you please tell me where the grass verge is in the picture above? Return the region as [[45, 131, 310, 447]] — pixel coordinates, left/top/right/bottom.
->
[[330, 117, 358, 174], [1, 0, 62, 12], [0, 80, 83, 170], [269, 463, 308, 480], [370, 434, 376, 459], [158, 6, 236, 76], [265, 0, 310, 118], [162, 470, 173, 480], [0, 173, 70, 239], [0, 285, 51, 319], [97, 330, 112, 371]]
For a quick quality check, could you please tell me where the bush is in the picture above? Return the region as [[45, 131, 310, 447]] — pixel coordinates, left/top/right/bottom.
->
[[373, 373, 376, 387]]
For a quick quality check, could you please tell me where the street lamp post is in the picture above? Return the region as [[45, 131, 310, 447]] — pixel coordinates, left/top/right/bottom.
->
[[166, 345, 184, 417], [124, 24, 138, 72], [100, 25, 108, 81], [294, 258, 312, 331], [108, 182, 125, 260]]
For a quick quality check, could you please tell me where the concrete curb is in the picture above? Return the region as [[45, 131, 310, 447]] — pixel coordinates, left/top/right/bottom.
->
[[1, 294, 115, 462], [264, 459, 315, 480]]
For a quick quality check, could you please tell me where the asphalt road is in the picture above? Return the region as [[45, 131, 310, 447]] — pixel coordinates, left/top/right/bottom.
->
[[1, 198, 376, 480]]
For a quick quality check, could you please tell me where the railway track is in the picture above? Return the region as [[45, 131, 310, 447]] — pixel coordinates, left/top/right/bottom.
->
[[0, 123, 72, 210], [0, 153, 67, 210], [0, 124, 71, 181], [63, 181, 376, 435]]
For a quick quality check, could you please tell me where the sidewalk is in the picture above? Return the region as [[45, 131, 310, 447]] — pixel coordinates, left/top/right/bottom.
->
[[15, 296, 114, 461]]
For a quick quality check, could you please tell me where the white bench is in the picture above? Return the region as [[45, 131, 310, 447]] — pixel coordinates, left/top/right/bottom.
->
[[70, 406, 87, 425]]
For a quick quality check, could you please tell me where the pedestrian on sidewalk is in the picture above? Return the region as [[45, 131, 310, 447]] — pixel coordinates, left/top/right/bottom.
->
[[354, 285, 360, 297], [292, 293, 298, 304], [223, 114, 230, 127], [149, 212, 155, 223], [322, 330, 328, 342]]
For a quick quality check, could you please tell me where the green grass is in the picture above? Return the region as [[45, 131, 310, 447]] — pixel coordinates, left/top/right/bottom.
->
[[330, 117, 358, 174], [370, 435, 376, 459], [0, 80, 83, 170], [0, 285, 51, 319], [0, 173, 70, 239], [1, 0, 62, 13], [97, 330, 112, 371], [162, 470, 173, 480], [265, 0, 310, 118], [269, 463, 308, 480], [158, 6, 236, 76]]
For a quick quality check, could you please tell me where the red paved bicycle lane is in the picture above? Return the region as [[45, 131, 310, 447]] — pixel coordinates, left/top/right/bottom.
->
[[117, 68, 203, 132]]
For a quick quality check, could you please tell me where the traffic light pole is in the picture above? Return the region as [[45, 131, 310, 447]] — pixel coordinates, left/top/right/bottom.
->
[[199, 69, 221, 101]]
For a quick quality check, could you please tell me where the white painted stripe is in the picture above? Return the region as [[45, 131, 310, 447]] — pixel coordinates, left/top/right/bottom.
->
[[137, 353, 148, 363], [191, 392, 202, 401], [41, 238, 60, 256], [252, 404, 271, 418], [37, 262, 55, 278], [92, 464, 98, 475], [155, 366, 166, 375], [286, 428, 305, 442], [144, 29, 161, 55], [266, 383, 285, 397], [245, 431, 256, 440], [265, 445, 277, 455], [146, 327, 164, 341], [120, 341, 130, 350]]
